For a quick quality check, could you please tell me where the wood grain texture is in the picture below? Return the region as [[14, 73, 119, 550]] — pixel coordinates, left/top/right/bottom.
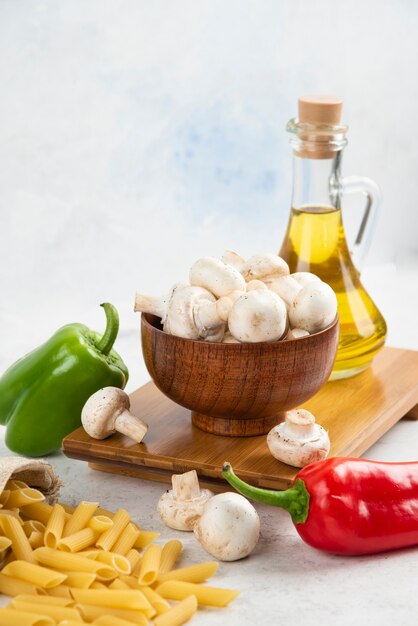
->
[[140, 313, 339, 436], [63, 347, 418, 491]]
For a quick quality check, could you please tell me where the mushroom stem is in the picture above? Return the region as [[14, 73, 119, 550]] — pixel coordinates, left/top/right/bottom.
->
[[172, 470, 201, 500], [115, 410, 149, 442], [194, 297, 233, 331], [134, 293, 166, 319], [284, 410, 316, 438], [96, 303, 120, 356]]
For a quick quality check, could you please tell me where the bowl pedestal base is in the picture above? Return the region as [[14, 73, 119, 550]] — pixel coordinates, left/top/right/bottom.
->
[[191, 411, 282, 436]]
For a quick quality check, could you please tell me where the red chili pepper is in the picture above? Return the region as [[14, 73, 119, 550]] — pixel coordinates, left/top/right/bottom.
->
[[222, 458, 418, 555]]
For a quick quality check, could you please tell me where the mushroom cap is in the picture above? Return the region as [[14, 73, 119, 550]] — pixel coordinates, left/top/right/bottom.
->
[[157, 488, 214, 531], [194, 492, 260, 561], [289, 281, 337, 334], [267, 410, 330, 468], [81, 387, 130, 439], [228, 290, 287, 342], [291, 272, 321, 287], [240, 254, 289, 282], [164, 284, 216, 339], [221, 250, 246, 272], [190, 257, 246, 298]]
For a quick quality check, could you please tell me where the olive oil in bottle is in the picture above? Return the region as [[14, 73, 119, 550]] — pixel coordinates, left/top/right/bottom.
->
[[279, 97, 387, 379]]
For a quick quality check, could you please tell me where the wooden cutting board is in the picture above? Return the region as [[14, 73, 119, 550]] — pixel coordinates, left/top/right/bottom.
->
[[63, 347, 418, 491]]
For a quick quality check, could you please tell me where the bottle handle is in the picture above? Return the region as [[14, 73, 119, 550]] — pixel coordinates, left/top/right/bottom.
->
[[340, 176, 381, 269]]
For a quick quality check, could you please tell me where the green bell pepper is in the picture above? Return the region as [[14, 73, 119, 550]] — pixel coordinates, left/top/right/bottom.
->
[[0, 303, 129, 457]]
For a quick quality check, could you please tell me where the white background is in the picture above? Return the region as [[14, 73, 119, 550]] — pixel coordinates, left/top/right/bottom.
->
[[1, 0, 417, 387]]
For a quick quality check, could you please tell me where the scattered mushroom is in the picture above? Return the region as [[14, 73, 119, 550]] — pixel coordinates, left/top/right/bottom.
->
[[190, 257, 246, 298], [228, 290, 287, 342], [157, 470, 214, 531], [194, 492, 260, 561], [81, 387, 148, 443], [134, 283, 225, 342], [267, 409, 330, 467]]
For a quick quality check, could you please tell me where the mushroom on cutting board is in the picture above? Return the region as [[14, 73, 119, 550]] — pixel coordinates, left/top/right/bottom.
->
[[157, 470, 214, 531], [190, 257, 246, 298], [81, 387, 148, 443], [134, 283, 226, 342], [228, 290, 287, 343], [194, 492, 260, 561], [267, 409, 330, 467]]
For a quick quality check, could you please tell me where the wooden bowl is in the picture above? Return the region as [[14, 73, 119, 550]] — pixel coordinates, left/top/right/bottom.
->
[[141, 314, 339, 437]]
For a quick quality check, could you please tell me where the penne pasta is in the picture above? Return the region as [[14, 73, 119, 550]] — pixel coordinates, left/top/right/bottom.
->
[[22, 521, 45, 537], [20, 502, 53, 525], [58, 528, 98, 553], [133, 530, 160, 549], [94, 615, 150, 626], [5, 488, 45, 509], [141, 585, 171, 614], [157, 562, 218, 584], [47, 584, 73, 599], [95, 551, 131, 575], [11, 593, 73, 606], [58, 502, 75, 514], [88, 515, 113, 534], [28, 532, 45, 550], [159, 540, 183, 575], [70, 588, 155, 614], [0, 537, 12, 552], [90, 581, 108, 589], [2, 561, 67, 589], [156, 580, 240, 607], [112, 522, 140, 556], [44, 504, 66, 549], [0, 572, 44, 597], [0, 512, 36, 562], [76, 603, 148, 625], [33, 547, 116, 581], [0, 508, 23, 523], [125, 549, 142, 575], [63, 502, 99, 537], [0, 608, 54, 626], [109, 578, 131, 590], [63, 571, 96, 589], [138, 544, 162, 585], [96, 509, 130, 551], [0, 490, 10, 508], [154, 594, 198, 626], [6, 480, 29, 490], [10, 599, 82, 622]]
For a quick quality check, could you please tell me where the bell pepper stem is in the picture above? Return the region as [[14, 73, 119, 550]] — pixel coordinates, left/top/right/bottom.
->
[[97, 303, 120, 356], [222, 462, 310, 524]]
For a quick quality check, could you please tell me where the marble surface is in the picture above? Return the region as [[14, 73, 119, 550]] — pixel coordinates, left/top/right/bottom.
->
[[1, 263, 418, 625]]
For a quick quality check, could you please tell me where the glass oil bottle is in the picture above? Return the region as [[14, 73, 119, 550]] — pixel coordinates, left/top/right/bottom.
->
[[279, 96, 387, 379]]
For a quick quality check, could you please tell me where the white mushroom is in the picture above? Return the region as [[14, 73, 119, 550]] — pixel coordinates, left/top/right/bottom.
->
[[240, 253, 289, 282], [157, 470, 214, 531], [267, 274, 337, 334], [81, 387, 148, 443], [193, 290, 244, 338], [221, 250, 246, 272], [267, 409, 330, 468], [285, 328, 310, 340], [228, 290, 287, 343], [134, 283, 225, 341], [194, 492, 260, 561], [246, 279, 268, 292], [288, 281, 337, 334], [190, 257, 246, 298]]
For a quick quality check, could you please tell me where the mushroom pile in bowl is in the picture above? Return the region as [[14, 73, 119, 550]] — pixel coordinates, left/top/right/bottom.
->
[[134, 252, 337, 343]]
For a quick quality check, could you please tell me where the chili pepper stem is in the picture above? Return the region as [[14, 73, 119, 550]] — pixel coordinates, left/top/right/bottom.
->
[[222, 462, 310, 524], [97, 303, 120, 356]]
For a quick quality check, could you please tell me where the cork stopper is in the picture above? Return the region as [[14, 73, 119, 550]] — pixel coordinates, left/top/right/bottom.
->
[[298, 96, 343, 125]]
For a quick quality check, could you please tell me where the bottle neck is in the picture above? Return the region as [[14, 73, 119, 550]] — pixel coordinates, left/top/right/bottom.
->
[[291, 151, 343, 211]]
